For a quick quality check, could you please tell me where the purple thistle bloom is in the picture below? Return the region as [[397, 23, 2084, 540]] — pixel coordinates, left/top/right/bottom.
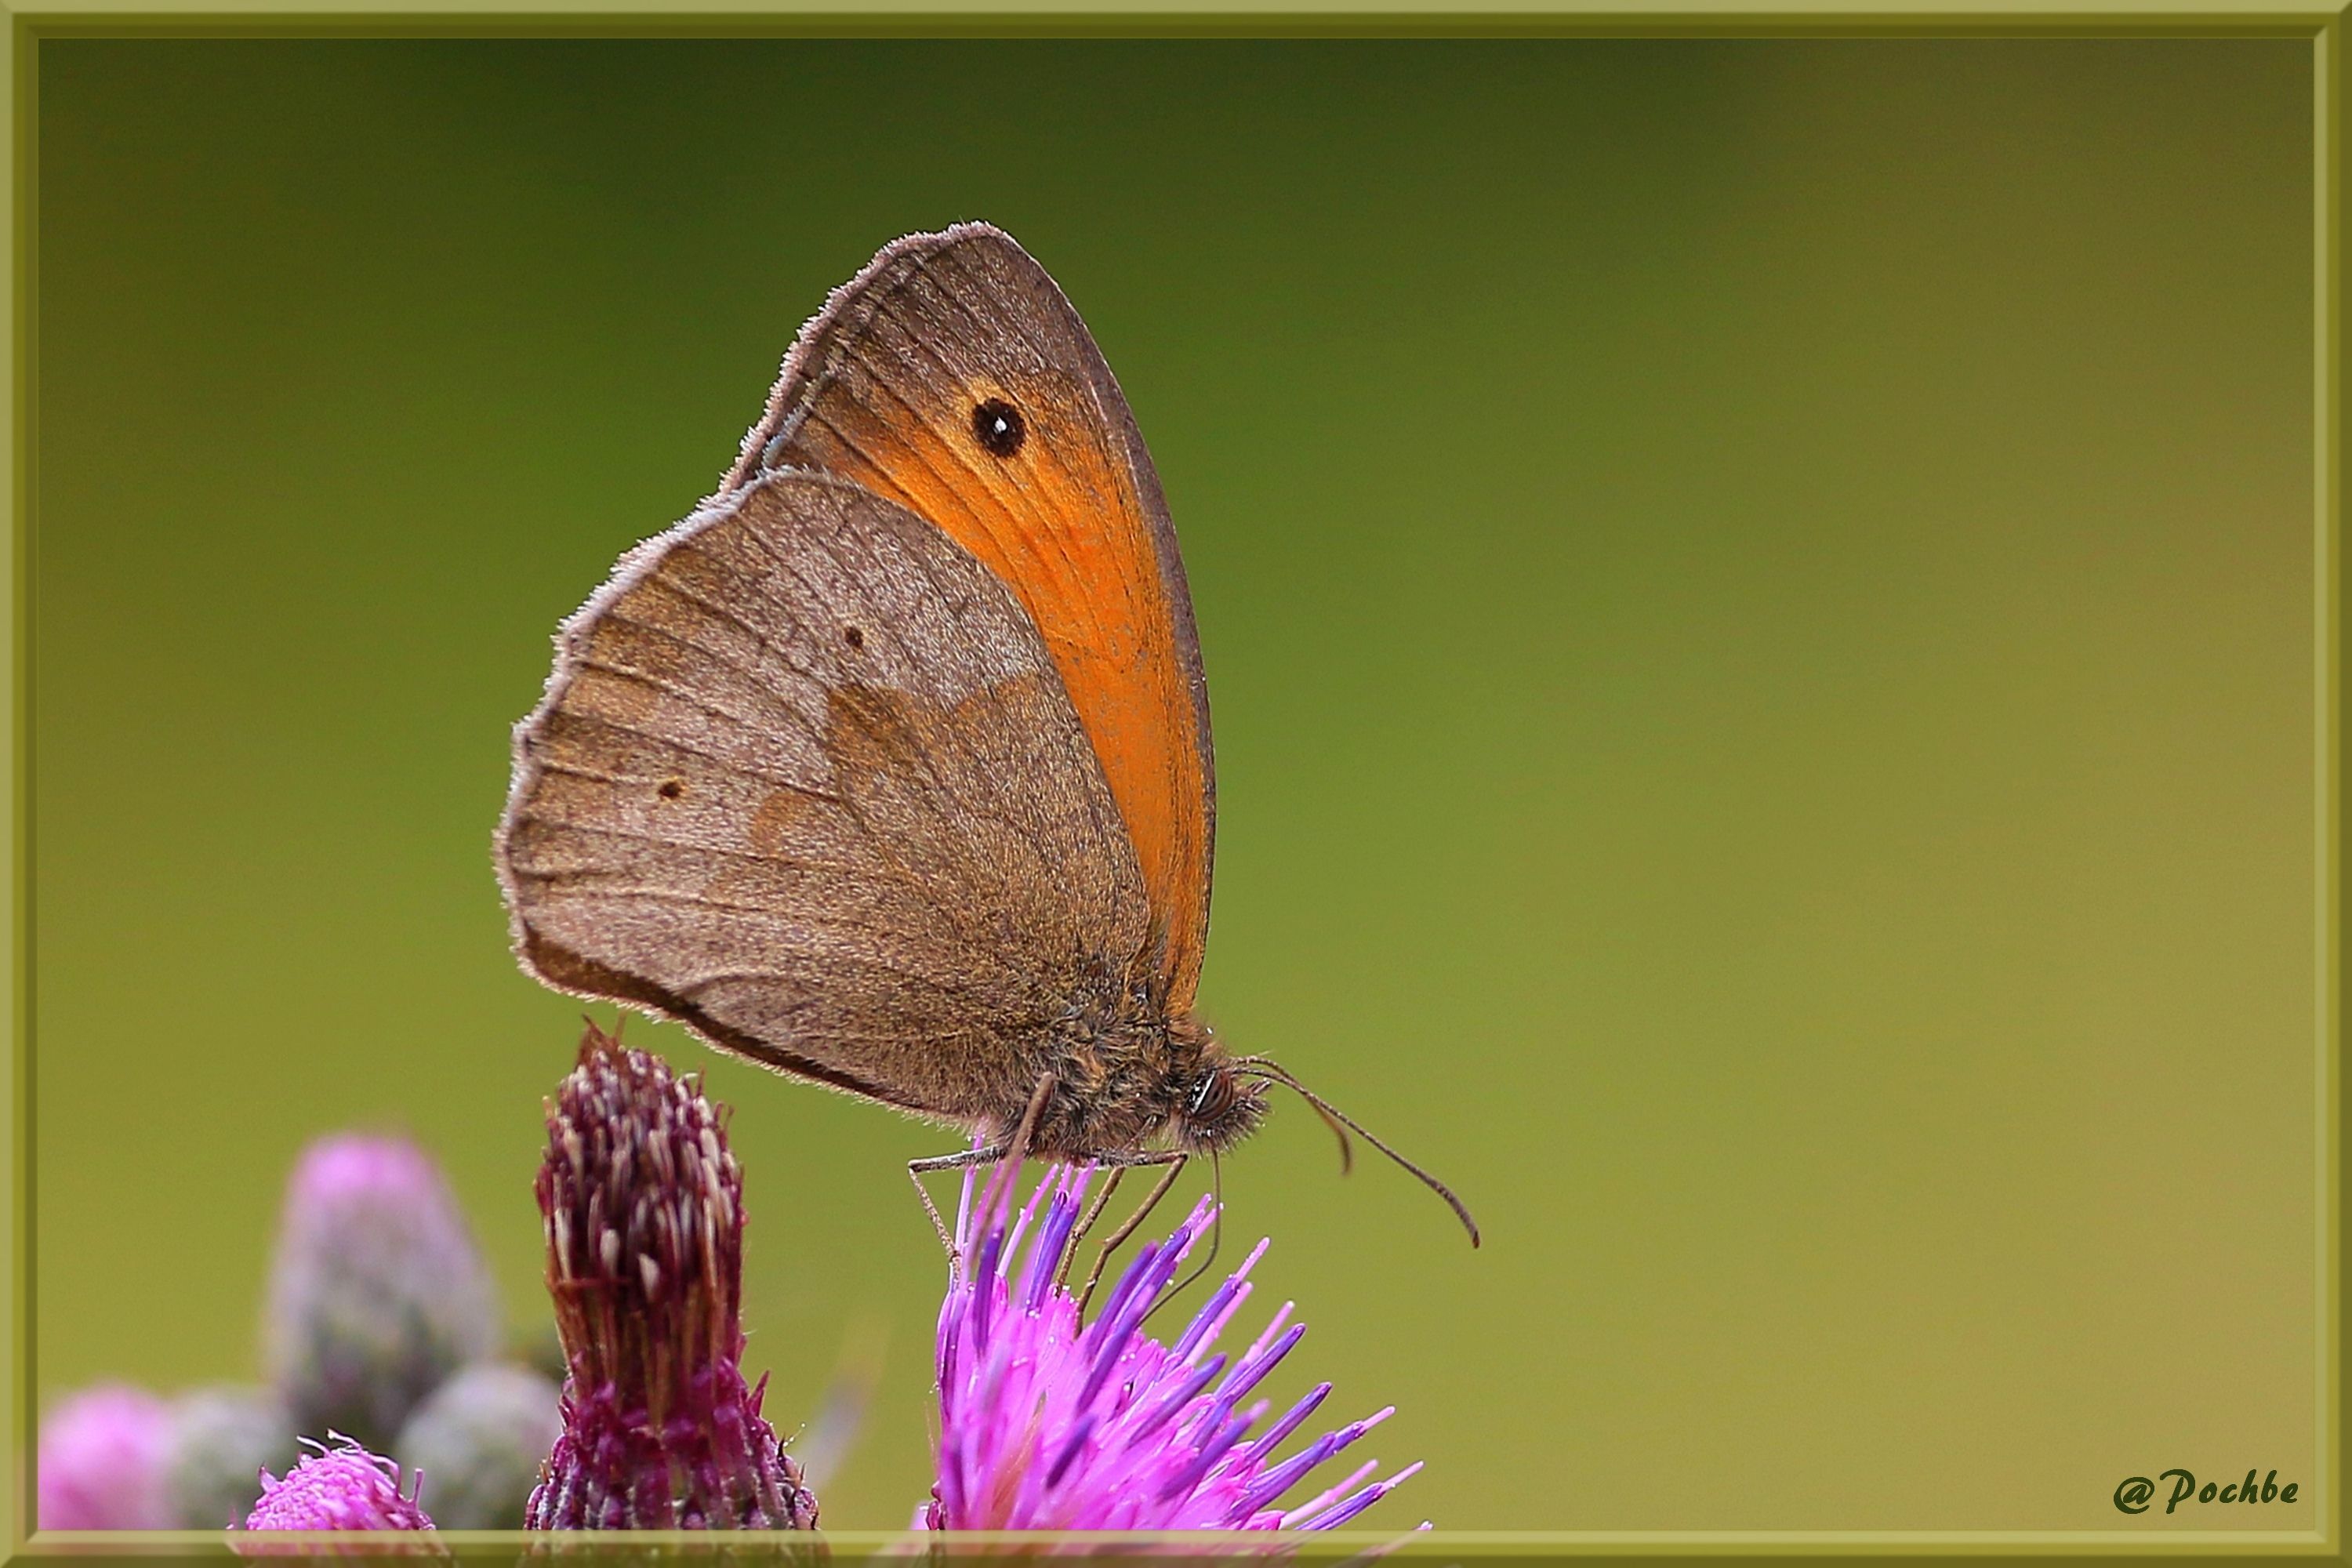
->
[[927, 1160, 1422, 1532], [37, 1385, 175, 1530], [526, 1024, 817, 1530], [241, 1435, 434, 1530]]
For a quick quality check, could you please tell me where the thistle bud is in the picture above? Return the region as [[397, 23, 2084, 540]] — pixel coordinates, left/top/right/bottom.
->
[[525, 1025, 815, 1529], [263, 1135, 500, 1451], [162, 1386, 301, 1529], [394, 1363, 561, 1530]]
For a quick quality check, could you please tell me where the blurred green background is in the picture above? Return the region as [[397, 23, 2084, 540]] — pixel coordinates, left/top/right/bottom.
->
[[34, 38, 2317, 1532]]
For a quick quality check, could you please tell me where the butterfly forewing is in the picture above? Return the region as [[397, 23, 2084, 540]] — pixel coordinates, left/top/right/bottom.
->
[[724, 225, 1215, 1010], [497, 470, 1152, 1122]]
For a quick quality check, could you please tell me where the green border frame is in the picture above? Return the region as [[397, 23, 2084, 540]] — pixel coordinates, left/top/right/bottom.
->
[[2, 14, 2339, 1564]]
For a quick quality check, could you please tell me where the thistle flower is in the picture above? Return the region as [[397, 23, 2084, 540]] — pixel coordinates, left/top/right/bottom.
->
[[162, 1385, 301, 1529], [37, 1385, 174, 1530], [526, 1025, 816, 1530], [263, 1134, 501, 1451], [927, 1160, 1422, 1532], [241, 1435, 434, 1530], [394, 1363, 562, 1530]]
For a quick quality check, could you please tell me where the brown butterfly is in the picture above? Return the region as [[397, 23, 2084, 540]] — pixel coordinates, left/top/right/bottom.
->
[[494, 223, 1476, 1246]]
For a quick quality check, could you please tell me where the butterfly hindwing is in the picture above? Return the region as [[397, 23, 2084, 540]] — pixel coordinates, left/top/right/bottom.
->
[[496, 468, 1152, 1123]]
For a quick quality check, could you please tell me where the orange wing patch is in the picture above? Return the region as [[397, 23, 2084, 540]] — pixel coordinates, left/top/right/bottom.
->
[[726, 230, 1214, 1009]]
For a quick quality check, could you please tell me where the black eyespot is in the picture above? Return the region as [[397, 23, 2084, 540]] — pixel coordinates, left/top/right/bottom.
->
[[843, 625, 865, 649], [658, 779, 685, 800], [972, 399, 1025, 458]]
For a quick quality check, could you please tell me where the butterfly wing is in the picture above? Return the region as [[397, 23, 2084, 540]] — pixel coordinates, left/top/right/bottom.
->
[[722, 224, 1215, 1011], [495, 469, 1152, 1124]]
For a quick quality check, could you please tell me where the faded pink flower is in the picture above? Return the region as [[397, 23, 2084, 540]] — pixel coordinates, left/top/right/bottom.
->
[[37, 1385, 174, 1530]]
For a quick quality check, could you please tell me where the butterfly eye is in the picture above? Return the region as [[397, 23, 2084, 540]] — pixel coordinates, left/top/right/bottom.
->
[[972, 399, 1026, 459], [1189, 1072, 1231, 1120]]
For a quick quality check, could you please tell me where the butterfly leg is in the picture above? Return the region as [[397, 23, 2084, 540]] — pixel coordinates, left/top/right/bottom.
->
[[1055, 1167, 1128, 1291], [906, 1074, 1061, 1257], [1073, 1151, 1189, 1316], [905, 1146, 1007, 1257], [1143, 1152, 1225, 1329]]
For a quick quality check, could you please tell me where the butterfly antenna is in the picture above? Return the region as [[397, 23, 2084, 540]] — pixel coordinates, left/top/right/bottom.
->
[[1306, 1096, 1355, 1175], [1236, 1063, 1480, 1247], [1236, 1054, 1352, 1174]]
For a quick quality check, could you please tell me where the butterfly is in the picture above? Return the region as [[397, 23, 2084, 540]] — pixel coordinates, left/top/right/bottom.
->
[[493, 223, 1475, 1245]]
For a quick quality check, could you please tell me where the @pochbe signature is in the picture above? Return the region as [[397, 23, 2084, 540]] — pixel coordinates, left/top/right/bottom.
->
[[2114, 1468, 2300, 1515]]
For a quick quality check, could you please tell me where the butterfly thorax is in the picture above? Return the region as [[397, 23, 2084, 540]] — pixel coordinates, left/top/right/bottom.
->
[[1014, 1004, 1266, 1162]]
